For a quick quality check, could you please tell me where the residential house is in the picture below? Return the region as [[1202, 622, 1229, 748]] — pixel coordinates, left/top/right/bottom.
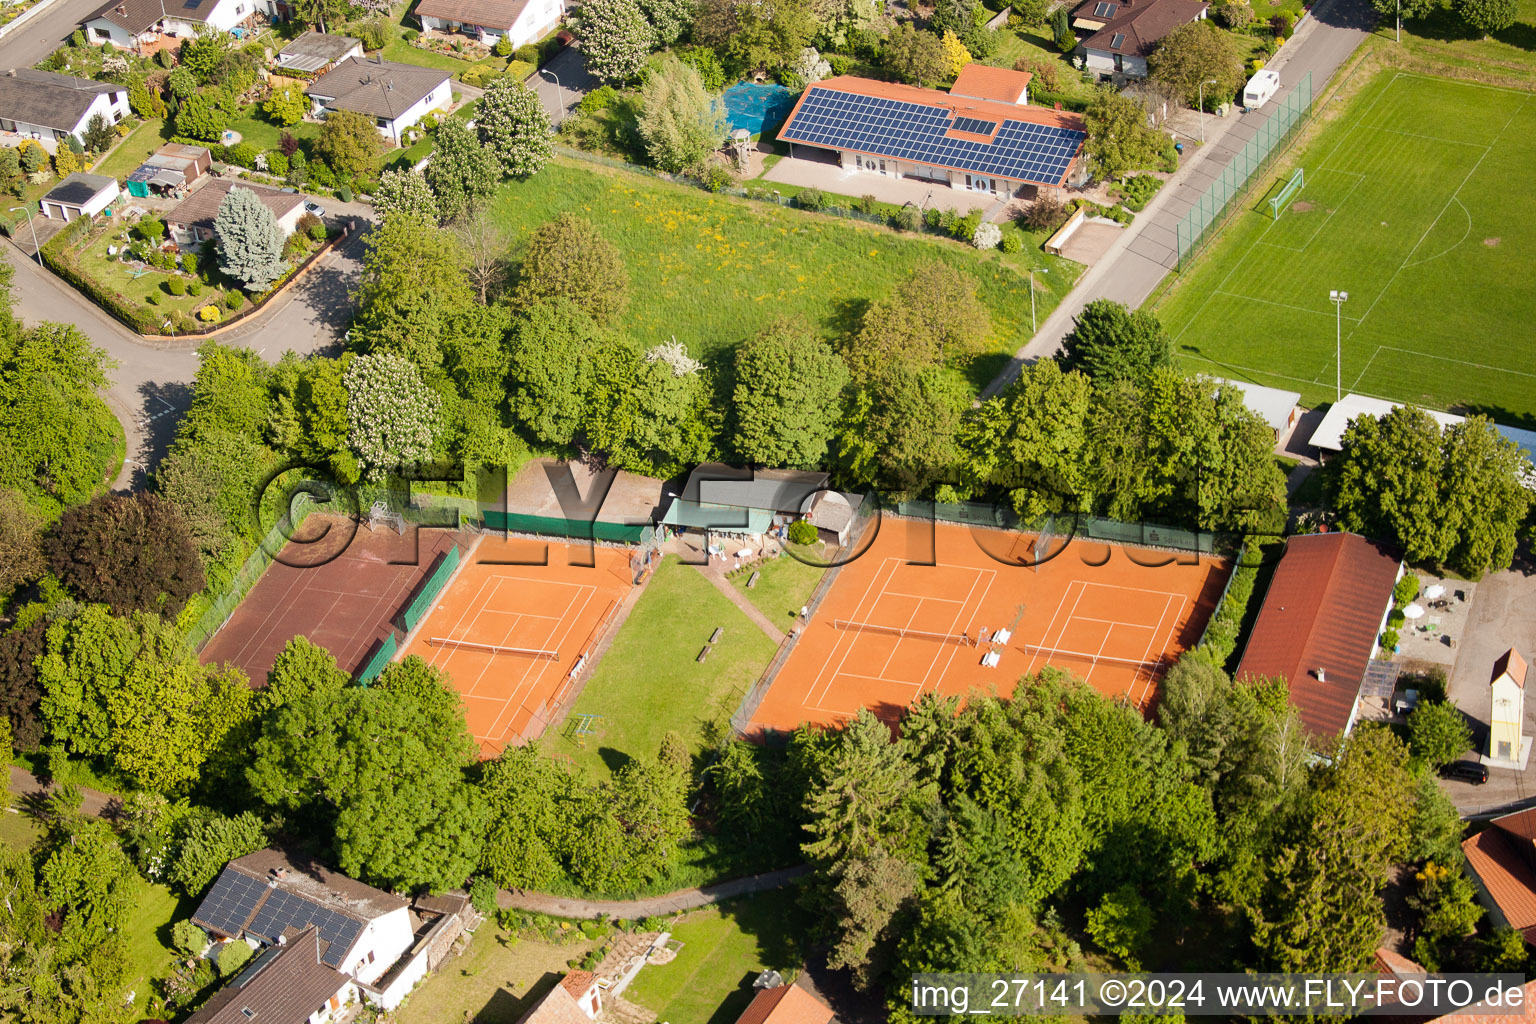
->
[[125, 142, 211, 198], [165, 178, 306, 244], [305, 56, 451, 142], [1069, 0, 1211, 77], [734, 979, 836, 1024], [662, 464, 862, 544], [1462, 807, 1536, 944], [0, 68, 128, 148], [189, 848, 414, 988], [516, 970, 602, 1023], [83, 0, 256, 53], [1211, 377, 1301, 438], [184, 927, 360, 1024], [1306, 392, 1465, 456], [776, 72, 1088, 198], [275, 31, 363, 75], [40, 172, 119, 221], [1234, 531, 1403, 740], [415, 0, 565, 51]]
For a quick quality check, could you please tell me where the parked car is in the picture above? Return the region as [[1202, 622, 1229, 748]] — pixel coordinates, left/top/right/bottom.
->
[[1439, 760, 1488, 785], [303, 200, 326, 218]]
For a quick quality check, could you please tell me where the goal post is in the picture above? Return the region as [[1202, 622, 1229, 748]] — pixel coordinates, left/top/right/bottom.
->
[[1269, 167, 1305, 219]]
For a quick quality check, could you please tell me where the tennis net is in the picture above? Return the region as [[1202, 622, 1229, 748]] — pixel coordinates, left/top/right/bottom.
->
[[832, 619, 977, 646], [427, 637, 560, 660]]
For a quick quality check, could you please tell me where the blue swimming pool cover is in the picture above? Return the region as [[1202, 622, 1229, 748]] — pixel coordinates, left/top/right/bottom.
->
[[723, 82, 798, 135]]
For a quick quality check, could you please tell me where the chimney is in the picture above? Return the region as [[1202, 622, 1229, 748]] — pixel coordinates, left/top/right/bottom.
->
[[1317, 668, 1327, 683], [4, 69, 15, 78]]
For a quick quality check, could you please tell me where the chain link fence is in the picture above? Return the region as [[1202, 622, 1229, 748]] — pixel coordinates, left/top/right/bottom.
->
[[1175, 71, 1314, 270], [185, 495, 320, 652]]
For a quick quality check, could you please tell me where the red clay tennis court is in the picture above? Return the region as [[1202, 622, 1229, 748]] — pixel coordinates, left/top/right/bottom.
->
[[200, 517, 459, 684], [399, 537, 633, 757], [746, 519, 1230, 735]]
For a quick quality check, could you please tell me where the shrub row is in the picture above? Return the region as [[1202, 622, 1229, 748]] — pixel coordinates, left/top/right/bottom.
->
[[1197, 536, 1269, 670]]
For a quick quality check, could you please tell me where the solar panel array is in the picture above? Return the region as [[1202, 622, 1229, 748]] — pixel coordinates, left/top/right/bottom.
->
[[951, 115, 998, 136], [781, 89, 1086, 186], [195, 867, 268, 937], [247, 889, 364, 968]]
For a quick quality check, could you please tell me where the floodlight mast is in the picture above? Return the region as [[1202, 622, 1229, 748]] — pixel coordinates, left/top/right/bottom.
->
[[1329, 290, 1349, 401]]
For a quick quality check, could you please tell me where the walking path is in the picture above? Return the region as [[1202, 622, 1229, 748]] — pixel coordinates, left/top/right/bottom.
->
[[7, 766, 118, 818], [495, 864, 811, 918], [693, 564, 789, 644], [983, 0, 1376, 397]]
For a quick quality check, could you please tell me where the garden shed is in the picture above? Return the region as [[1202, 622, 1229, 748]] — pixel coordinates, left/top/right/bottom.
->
[[40, 172, 118, 221]]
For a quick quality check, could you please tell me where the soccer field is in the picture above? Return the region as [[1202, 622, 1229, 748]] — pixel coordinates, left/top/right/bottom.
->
[[1155, 71, 1536, 421]]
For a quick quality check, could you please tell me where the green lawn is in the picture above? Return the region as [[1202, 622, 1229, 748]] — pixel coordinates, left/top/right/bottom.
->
[[0, 809, 40, 850], [562, 556, 777, 780], [381, 36, 506, 76], [397, 925, 596, 1024], [625, 895, 810, 1024], [121, 877, 183, 1004], [730, 550, 824, 628], [224, 112, 322, 156], [489, 159, 1080, 386], [73, 225, 225, 323], [1152, 69, 1536, 421], [95, 118, 172, 180]]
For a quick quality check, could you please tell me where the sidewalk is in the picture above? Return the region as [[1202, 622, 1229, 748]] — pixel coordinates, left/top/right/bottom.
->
[[496, 864, 811, 918], [7, 765, 119, 817], [693, 564, 788, 644]]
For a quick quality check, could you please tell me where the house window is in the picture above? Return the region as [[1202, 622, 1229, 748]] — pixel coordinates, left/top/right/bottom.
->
[[1093, 2, 1118, 15], [92, 26, 110, 39], [376, 116, 389, 128], [235, 3, 243, 11], [367, 951, 375, 963], [1113, 53, 1124, 72], [1110, 32, 1125, 48]]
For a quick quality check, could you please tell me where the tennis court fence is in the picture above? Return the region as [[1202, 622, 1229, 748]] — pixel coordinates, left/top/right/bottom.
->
[[400, 544, 462, 633], [356, 634, 398, 684], [887, 500, 1224, 557], [1174, 71, 1314, 269]]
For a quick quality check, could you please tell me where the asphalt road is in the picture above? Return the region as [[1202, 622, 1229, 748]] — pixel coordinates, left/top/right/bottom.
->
[[0, 0, 106, 70], [985, 0, 1379, 395], [527, 43, 598, 126]]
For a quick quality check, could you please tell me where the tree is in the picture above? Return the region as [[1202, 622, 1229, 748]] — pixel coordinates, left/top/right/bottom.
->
[[636, 55, 727, 173], [1083, 88, 1165, 180], [0, 621, 47, 751], [584, 339, 714, 476], [0, 321, 118, 515], [732, 317, 850, 468], [293, 0, 348, 32], [1456, 0, 1517, 34], [513, 213, 629, 326], [695, 0, 816, 74], [940, 31, 972, 78], [1059, 299, 1173, 384], [179, 30, 232, 83], [38, 605, 253, 791], [451, 207, 511, 304], [476, 78, 553, 178], [510, 300, 613, 444], [344, 353, 441, 480], [1254, 725, 1415, 971], [1408, 701, 1473, 770], [167, 810, 268, 895], [639, 0, 696, 43], [843, 261, 992, 377], [576, 0, 653, 83], [930, 0, 978, 36], [262, 82, 307, 127], [1328, 410, 1531, 576], [839, 363, 970, 491], [479, 746, 580, 890], [247, 657, 486, 892], [425, 116, 500, 221], [44, 493, 205, 616], [884, 22, 949, 87], [17, 140, 47, 179], [353, 213, 472, 366], [1086, 885, 1154, 966], [0, 486, 44, 595], [1148, 21, 1244, 108], [174, 92, 228, 143], [372, 167, 437, 221], [81, 112, 115, 155], [315, 109, 381, 182], [214, 185, 287, 291]]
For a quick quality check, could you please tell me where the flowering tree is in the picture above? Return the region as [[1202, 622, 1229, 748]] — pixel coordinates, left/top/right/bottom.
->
[[576, 0, 652, 83], [475, 78, 553, 178], [344, 353, 442, 479], [373, 168, 437, 220], [972, 222, 1001, 250], [645, 338, 703, 375]]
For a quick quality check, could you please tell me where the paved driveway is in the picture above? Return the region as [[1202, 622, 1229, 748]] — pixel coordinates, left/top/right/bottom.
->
[[0, 0, 107, 70], [761, 156, 1009, 220], [527, 44, 598, 125]]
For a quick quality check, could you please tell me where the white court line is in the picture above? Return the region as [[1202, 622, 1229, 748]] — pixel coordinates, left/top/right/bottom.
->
[[464, 576, 585, 696], [806, 557, 897, 711], [498, 582, 600, 741], [914, 568, 993, 699], [881, 588, 969, 604], [1374, 346, 1536, 380], [1126, 593, 1180, 708], [1213, 288, 1365, 323], [482, 580, 598, 744]]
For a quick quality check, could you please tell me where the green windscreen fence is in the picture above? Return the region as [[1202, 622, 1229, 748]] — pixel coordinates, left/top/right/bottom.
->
[[481, 510, 646, 544], [890, 501, 1221, 556], [401, 545, 461, 633], [357, 634, 397, 684]]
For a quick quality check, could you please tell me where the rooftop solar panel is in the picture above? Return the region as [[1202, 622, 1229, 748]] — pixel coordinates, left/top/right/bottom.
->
[[780, 89, 1085, 186], [194, 867, 268, 937], [246, 888, 364, 967], [951, 116, 998, 136]]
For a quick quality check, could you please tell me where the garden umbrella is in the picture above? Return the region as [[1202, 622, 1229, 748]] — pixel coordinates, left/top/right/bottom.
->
[[1424, 584, 1446, 599], [1403, 604, 1426, 619]]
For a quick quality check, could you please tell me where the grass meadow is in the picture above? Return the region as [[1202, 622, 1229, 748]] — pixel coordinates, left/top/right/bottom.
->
[[490, 159, 1081, 387], [731, 551, 825, 628], [1153, 70, 1536, 423]]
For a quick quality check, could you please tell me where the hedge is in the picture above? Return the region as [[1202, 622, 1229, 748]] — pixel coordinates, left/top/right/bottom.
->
[[1197, 536, 1280, 671], [41, 218, 160, 333]]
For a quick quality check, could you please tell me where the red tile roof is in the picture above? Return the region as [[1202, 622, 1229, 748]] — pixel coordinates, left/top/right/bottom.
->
[[1462, 810, 1536, 944], [1494, 648, 1529, 689], [1073, 0, 1211, 56], [1427, 980, 1536, 1022], [735, 984, 835, 1024], [415, 0, 529, 29], [560, 970, 595, 996], [1234, 532, 1401, 738], [950, 64, 1033, 104]]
